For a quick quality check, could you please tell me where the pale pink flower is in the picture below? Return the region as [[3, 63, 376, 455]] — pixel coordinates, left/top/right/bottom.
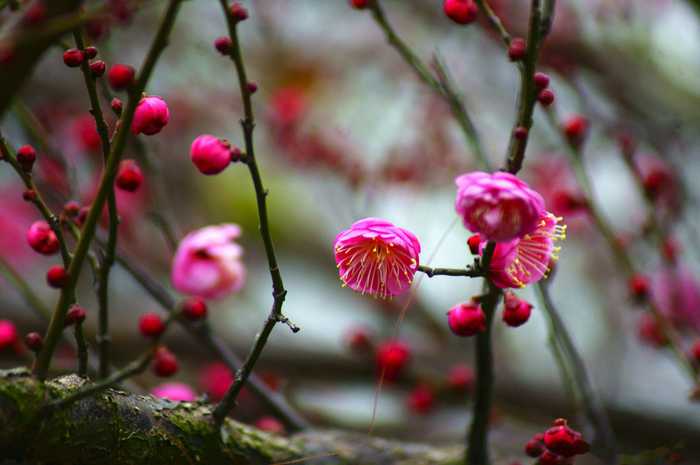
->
[[480, 212, 566, 288], [334, 218, 420, 299], [651, 265, 700, 332], [131, 96, 169, 135], [455, 171, 545, 242], [151, 382, 197, 402], [171, 224, 246, 300]]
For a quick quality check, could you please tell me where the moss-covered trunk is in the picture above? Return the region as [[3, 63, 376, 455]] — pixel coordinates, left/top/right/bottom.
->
[[0, 368, 462, 465]]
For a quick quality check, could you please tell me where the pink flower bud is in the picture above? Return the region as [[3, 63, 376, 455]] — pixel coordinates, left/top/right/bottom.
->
[[151, 382, 197, 402], [0, 320, 18, 350], [214, 36, 232, 55], [443, 0, 478, 25], [171, 224, 246, 300], [508, 38, 527, 61], [132, 96, 170, 136], [27, 221, 59, 255], [190, 135, 235, 175], [502, 292, 533, 327], [447, 301, 486, 337]]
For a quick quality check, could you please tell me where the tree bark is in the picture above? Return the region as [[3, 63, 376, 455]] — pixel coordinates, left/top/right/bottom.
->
[[0, 368, 463, 465]]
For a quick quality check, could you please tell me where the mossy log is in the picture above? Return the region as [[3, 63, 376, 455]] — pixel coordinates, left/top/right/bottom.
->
[[0, 368, 464, 465]]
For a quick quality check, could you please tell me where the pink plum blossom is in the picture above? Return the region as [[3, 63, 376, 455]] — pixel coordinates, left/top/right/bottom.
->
[[651, 265, 700, 332], [480, 212, 566, 288], [455, 171, 545, 242], [151, 382, 197, 402], [334, 218, 420, 299], [131, 96, 169, 135], [171, 224, 246, 299]]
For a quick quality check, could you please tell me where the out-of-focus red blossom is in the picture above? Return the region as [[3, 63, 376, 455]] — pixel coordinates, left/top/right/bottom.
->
[[110, 0, 134, 23], [181, 297, 207, 321], [38, 157, 71, 196], [115, 159, 144, 192], [651, 265, 700, 332], [23, 1, 47, 25], [199, 362, 233, 401], [407, 384, 435, 415], [562, 115, 589, 148], [151, 382, 197, 402], [529, 157, 588, 225], [638, 313, 667, 347], [139, 313, 165, 338], [24, 332, 43, 352], [349, 0, 369, 9], [72, 115, 102, 153], [83, 175, 148, 230], [376, 340, 411, 382], [0, 320, 18, 350], [153, 347, 179, 377], [345, 326, 373, 352], [634, 153, 681, 214], [108, 64, 135, 90], [661, 237, 679, 263], [260, 372, 282, 392], [447, 364, 474, 392], [690, 340, 700, 363], [255, 416, 285, 434], [268, 87, 307, 129], [543, 418, 589, 457]]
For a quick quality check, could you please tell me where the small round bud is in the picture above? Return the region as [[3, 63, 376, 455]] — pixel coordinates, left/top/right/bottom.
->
[[628, 274, 649, 300], [107, 63, 135, 90], [255, 416, 285, 434], [524, 438, 544, 458], [246, 82, 258, 94], [467, 234, 481, 255], [407, 384, 434, 415], [17, 144, 36, 172], [563, 114, 589, 148], [502, 292, 533, 327], [537, 88, 555, 107], [690, 340, 700, 363], [22, 189, 36, 202], [63, 200, 81, 217], [115, 159, 144, 192], [63, 48, 84, 67], [24, 332, 43, 352], [230, 2, 248, 21], [447, 302, 486, 337], [443, 0, 478, 25], [345, 326, 372, 352], [508, 38, 527, 61], [376, 341, 411, 382], [447, 364, 474, 392], [534, 71, 550, 89], [65, 306, 87, 326], [139, 312, 165, 338], [84, 46, 98, 59], [181, 297, 207, 321], [513, 126, 528, 141], [0, 320, 18, 350], [132, 96, 170, 136], [214, 36, 232, 55], [27, 221, 59, 255], [46, 265, 69, 289], [543, 418, 588, 457], [153, 346, 178, 377], [111, 98, 123, 115], [190, 135, 236, 175], [349, 0, 369, 9], [89, 59, 106, 77]]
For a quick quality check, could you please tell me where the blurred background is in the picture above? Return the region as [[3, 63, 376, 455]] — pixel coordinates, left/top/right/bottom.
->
[[2, 0, 700, 463]]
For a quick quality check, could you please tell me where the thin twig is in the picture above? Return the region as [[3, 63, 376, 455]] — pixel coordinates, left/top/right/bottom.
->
[[72, 27, 118, 380], [74, 322, 88, 378], [33, 0, 184, 381], [211, 0, 300, 427], [417, 264, 481, 278]]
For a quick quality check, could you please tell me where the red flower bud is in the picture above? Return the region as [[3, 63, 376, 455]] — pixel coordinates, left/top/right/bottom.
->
[[90, 59, 106, 77], [376, 340, 411, 382], [115, 159, 144, 192], [345, 326, 373, 352], [24, 332, 43, 352], [534, 72, 550, 89], [139, 313, 165, 338], [230, 2, 248, 21], [153, 346, 178, 377], [467, 234, 481, 255], [543, 418, 587, 457], [0, 320, 18, 350], [502, 292, 533, 327], [22, 189, 36, 202], [63, 200, 81, 217], [63, 48, 84, 67], [447, 302, 486, 336], [181, 297, 208, 321], [46, 265, 69, 289], [17, 144, 36, 172], [407, 384, 434, 415], [563, 115, 589, 147], [508, 38, 527, 61], [84, 46, 98, 59], [108, 63, 135, 90], [513, 126, 528, 141], [443, 0, 478, 25], [447, 364, 474, 392], [214, 36, 232, 55], [27, 221, 59, 255], [65, 306, 87, 326], [538, 89, 555, 107], [628, 274, 649, 300], [111, 98, 123, 115], [349, 0, 369, 9]]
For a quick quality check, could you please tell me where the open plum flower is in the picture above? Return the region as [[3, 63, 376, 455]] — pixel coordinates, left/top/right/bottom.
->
[[480, 212, 566, 289], [334, 218, 421, 299], [171, 224, 246, 300], [455, 171, 545, 242]]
